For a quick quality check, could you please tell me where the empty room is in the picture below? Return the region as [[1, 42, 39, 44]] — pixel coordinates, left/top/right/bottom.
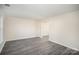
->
[[0, 4, 79, 55]]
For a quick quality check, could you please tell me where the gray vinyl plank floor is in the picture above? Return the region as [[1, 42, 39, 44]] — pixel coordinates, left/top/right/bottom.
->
[[0, 36, 79, 55]]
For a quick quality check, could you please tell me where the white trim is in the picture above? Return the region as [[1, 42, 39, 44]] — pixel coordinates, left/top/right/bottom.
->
[[49, 39, 79, 51], [6, 36, 40, 41]]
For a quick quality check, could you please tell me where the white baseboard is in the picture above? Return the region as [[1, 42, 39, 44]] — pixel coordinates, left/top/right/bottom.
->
[[49, 39, 79, 51], [0, 41, 5, 53], [6, 36, 41, 42]]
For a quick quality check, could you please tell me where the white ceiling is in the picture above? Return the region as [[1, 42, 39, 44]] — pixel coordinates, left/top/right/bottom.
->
[[1, 4, 79, 19]]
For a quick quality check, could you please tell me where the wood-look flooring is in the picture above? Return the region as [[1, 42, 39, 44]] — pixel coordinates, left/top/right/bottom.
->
[[0, 36, 79, 55]]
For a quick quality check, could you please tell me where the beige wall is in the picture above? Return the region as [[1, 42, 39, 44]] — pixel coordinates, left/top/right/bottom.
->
[[49, 10, 79, 51], [35, 20, 49, 38], [40, 21, 49, 37], [4, 16, 40, 41], [4, 16, 50, 41]]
